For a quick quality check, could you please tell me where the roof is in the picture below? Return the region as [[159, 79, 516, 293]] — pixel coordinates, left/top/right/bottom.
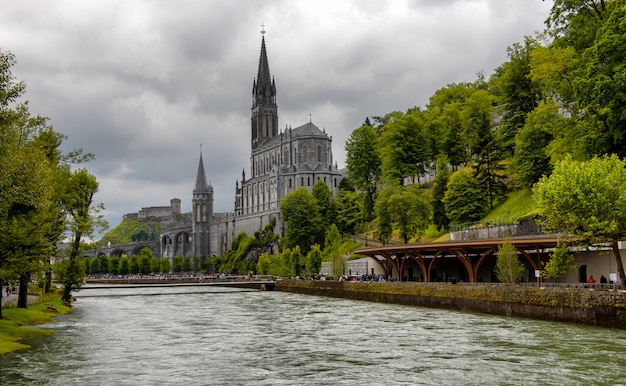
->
[[353, 237, 580, 258]]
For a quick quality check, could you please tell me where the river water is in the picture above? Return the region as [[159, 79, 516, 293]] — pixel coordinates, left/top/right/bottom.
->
[[1, 285, 626, 385]]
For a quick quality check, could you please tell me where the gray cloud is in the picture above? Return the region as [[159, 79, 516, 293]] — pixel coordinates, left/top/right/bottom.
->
[[0, 0, 552, 236]]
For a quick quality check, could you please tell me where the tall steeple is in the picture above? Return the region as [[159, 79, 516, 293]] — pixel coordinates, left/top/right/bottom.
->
[[251, 27, 278, 149], [194, 152, 208, 192], [192, 149, 212, 260]]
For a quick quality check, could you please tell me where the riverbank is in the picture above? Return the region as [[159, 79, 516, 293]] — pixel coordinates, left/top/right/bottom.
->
[[0, 292, 71, 355], [275, 280, 626, 329]]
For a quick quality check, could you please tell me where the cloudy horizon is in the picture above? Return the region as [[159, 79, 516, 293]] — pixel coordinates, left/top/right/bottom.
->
[[1, 0, 553, 236]]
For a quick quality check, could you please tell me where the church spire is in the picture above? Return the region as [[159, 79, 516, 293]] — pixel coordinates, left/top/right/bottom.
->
[[256, 35, 272, 95], [251, 26, 278, 149], [194, 151, 208, 192]]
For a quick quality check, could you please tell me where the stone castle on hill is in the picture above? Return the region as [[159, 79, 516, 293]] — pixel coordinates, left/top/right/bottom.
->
[[116, 33, 342, 260]]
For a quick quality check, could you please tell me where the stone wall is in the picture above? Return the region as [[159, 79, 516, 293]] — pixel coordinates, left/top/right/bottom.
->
[[275, 280, 626, 329]]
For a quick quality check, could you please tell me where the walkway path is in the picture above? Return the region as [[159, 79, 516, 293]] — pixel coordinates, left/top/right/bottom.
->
[[1, 294, 39, 308]]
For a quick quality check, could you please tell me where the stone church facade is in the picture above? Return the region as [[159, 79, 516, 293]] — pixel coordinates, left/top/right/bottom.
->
[[185, 33, 342, 259]]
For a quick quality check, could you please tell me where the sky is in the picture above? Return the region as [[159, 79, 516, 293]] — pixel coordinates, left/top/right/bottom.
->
[[1, 0, 553, 236]]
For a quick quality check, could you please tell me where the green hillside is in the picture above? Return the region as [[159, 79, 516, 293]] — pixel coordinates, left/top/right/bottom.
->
[[99, 219, 163, 246], [484, 189, 536, 223]]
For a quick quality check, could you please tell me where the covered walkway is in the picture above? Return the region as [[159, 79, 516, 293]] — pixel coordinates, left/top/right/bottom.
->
[[353, 237, 574, 282]]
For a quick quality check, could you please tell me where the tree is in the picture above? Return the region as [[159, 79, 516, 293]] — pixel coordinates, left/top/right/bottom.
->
[[431, 156, 451, 230], [119, 255, 129, 275], [574, 2, 626, 158], [345, 123, 381, 218], [305, 245, 323, 275], [172, 256, 183, 273], [462, 89, 506, 209], [379, 109, 432, 185], [182, 256, 191, 272], [280, 187, 323, 254], [546, 0, 610, 51], [494, 241, 525, 283], [139, 250, 152, 275], [374, 189, 393, 245], [57, 168, 106, 303], [257, 252, 272, 275], [322, 225, 345, 278], [159, 257, 171, 273], [424, 82, 475, 170], [108, 256, 120, 275], [513, 101, 559, 187], [375, 184, 431, 244], [290, 246, 303, 277], [98, 255, 109, 274], [129, 255, 139, 274], [443, 169, 488, 225], [534, 155, 626, 282], [333, 179, 362, 235], [150, 256, 160, 274], [542, 242, 578, 283], [490, 36, 543, 152], [311, 179, 334, 226], [0, 63, 58, 309]]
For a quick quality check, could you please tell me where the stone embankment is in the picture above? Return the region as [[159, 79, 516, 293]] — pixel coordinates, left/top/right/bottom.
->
[[275, 280, 626, 329]]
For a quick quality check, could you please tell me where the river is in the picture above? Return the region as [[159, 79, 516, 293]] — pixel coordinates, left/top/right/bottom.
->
[[1, 285, 625, 385]]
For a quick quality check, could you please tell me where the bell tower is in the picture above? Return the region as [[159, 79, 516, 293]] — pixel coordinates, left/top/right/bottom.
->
[[251, 26, 278, 150], [192, 151, 213, 260]]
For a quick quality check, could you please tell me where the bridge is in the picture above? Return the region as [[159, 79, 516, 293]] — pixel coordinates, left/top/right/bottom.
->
[[83, 240, 161, 259], [82, 279, 276, 291]]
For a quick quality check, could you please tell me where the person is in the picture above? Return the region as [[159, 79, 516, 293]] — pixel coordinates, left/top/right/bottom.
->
[[587, 275, 596, 284], [600, 274, 608, 284]]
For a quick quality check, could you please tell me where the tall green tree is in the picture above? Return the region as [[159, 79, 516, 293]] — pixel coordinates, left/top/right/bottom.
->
[[119, 255, 129, 275], [462, 90, 506, 209], [333, 178, 362, 235], [534, 155, 626, 282], [546, 0, 610, 51], [443, 169, 488, 225], [375, 184, 431, 244], [490, 36, 543, 152], [345, 123, 381, 218], [0, 52, 63, 309], [424, 83, 475, 170], [312, 179, 334, 226], [513, 101, 560, 187], [379, 109, 432, 185], [57, 168, 107, 303], [574, 1, 626, 158], [305, 245, 323, 275], [431, 156, 451, 230], [280, 187, 323, 254]]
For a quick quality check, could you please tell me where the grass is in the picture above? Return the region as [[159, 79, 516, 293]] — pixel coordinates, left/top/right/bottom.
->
[[484, 188, 537, 222], [0, 291, 71, 355]]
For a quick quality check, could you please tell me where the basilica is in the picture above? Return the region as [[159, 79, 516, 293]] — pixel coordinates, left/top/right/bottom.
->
[[181, 33, 342, 259]]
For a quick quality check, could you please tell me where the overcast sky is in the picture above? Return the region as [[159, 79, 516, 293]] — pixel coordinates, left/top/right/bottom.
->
[[1, 0, 553, 236]]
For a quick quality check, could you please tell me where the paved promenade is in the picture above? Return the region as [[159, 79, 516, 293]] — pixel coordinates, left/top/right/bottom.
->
[[1, 294, 38, 308]]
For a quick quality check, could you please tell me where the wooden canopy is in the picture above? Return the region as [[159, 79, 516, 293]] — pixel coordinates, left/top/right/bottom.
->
[[353, 237, 575, 282]]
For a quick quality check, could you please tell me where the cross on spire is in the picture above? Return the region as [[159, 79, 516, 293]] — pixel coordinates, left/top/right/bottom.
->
[[261, 23, 265, 35]]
